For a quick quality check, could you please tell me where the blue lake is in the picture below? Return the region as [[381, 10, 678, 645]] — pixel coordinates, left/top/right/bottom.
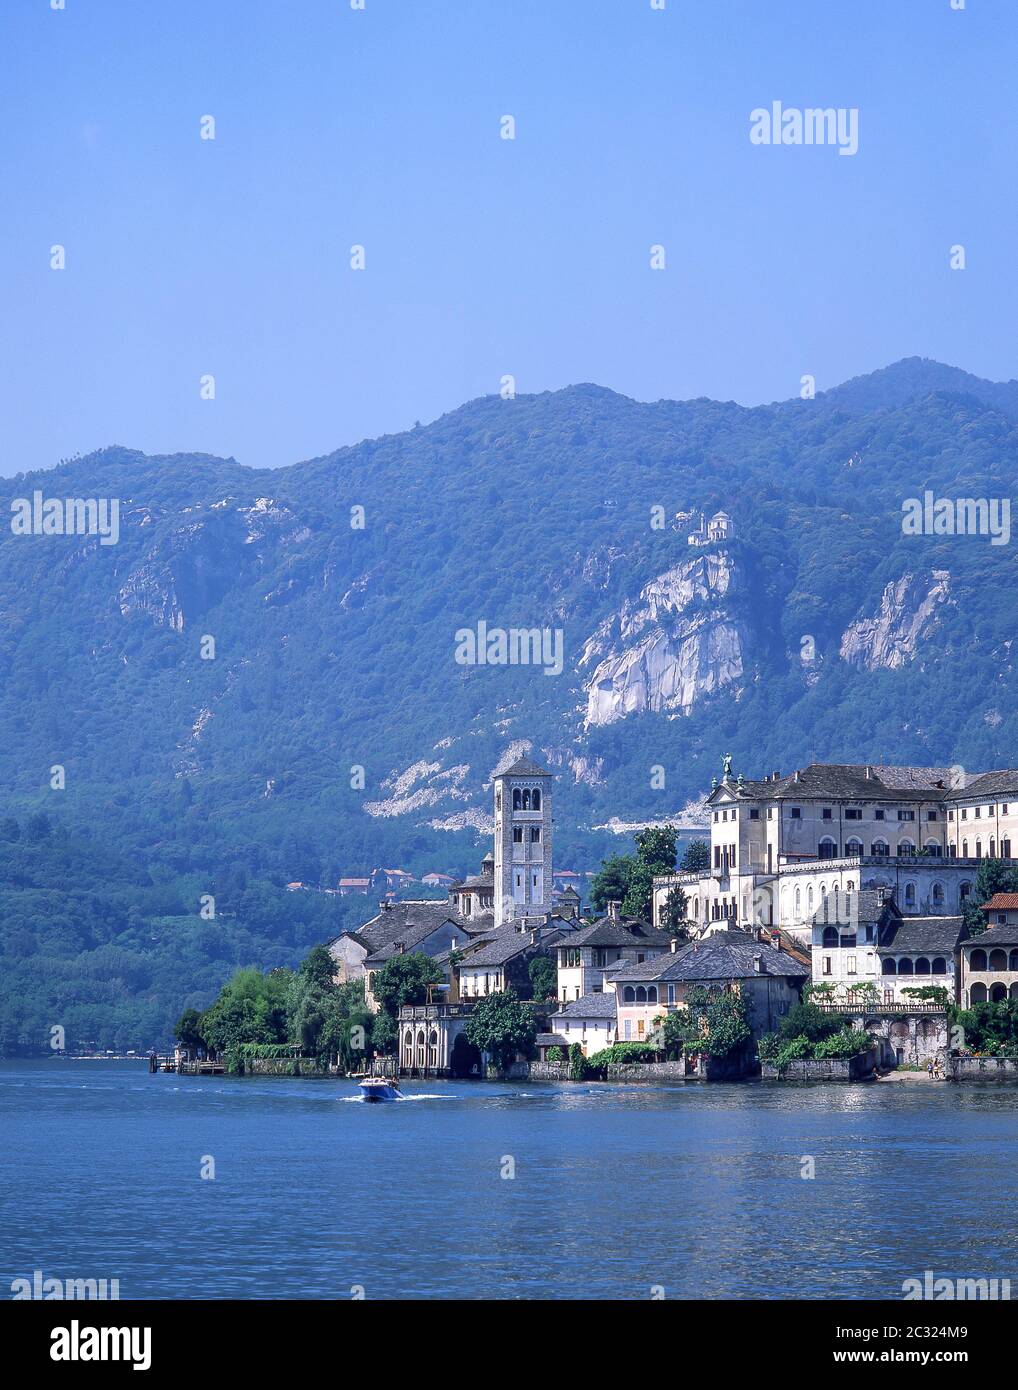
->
[[2, 1060, 1016, 1300]]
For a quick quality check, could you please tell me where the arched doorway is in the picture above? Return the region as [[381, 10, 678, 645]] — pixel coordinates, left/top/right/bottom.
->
[[450, 1033, 482, 1079]]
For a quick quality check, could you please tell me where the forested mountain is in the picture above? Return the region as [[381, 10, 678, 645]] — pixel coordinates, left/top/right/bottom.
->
[[3, 356, 1017, 1048]]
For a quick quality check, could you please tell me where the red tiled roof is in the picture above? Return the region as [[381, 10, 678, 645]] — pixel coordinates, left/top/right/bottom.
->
[[983, 894, 1018, 911]]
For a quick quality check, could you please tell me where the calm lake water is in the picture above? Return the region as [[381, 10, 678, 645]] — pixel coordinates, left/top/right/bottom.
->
[[2, 1059, 1017, 1300]]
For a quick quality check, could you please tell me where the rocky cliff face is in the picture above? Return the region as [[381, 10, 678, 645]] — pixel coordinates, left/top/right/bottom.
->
[[579, 548, 748, 727], [839, 571, 951, 671]]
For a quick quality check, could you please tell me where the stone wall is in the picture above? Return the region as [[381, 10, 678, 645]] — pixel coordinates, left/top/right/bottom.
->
[[606, 1061, 690, 1082], [528, 1061, 573, 1081], [761, 1048, 878, 1082], [951, 1055, 1018, 1081], [248, 1058, 337, 1077]]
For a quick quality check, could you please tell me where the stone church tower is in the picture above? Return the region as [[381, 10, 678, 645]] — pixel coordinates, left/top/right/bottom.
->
[[493, 756, 553, 928]]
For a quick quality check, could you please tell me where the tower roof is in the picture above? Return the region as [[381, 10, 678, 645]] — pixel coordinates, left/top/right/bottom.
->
[[495, 756, 551, 778]]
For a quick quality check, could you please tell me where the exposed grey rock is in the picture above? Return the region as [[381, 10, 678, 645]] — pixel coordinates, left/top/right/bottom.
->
[[840, 571, 951, 671], [579, 549, 747, 727]]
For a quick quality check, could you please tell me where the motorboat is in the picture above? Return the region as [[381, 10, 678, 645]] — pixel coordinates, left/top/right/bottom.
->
[[358, 1077, 402, 1102]]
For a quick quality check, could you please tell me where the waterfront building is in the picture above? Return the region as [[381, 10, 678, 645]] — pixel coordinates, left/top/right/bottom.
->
[[548, 992, 617, 1057], [555, 902, 671, 1002], [959, 895, 1018, 1005], [609, 928, 809, 1044]]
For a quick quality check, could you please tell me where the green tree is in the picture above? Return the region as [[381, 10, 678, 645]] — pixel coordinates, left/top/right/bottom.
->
[[173, 1007, 204, 1049], [661, 884, 689, 937], [373, 952, 444, 1014], [528, 955, 557, 1001], [680, 839, 710, 873], [589, 853, 634, 913], [962, 859, 1018, 937], [464, 987, 536, 1070]]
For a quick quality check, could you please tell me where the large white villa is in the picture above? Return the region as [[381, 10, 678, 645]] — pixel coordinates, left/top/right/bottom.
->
[[652, 760, 1018, 945]]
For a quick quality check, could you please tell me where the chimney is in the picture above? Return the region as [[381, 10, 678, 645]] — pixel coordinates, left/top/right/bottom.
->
[[379, 900, 390, 911], [394, 940, 406, 955], [607, 900, 620, 923], [753, 952, 762, 973], [865, 766, 873, 780], [771, 931, 781, 950], [530, 929, 539, 945], [772, 770, 780, 781], [670, 936, 679, 953], [793, 770, 800, 783]]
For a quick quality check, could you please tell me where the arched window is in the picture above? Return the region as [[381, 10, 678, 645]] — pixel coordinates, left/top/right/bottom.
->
[[521, 789, 531, 811], [807, 886, 814, 912], [1010, 982, 1018, 999], [1010, 949, 1018, 972], [872, 840, 889, 857], [532, 789, 541, 811], [428, 1030, 439, 1067], [970, 949, 987, 972], [925, 840, 942, 856], [794, 887, 801, 916], [990, 949, 1008, 972], [962, 841, 969, 858], [818, 837, 837, 860], [991, 983, 1008, 1003], [932, 882, 944, 907], [898, 840, 915, 857], [898, 958, 914, 975], [845, 838, 863, 856], [904, 882, 916, 908], [647, 986, 658, 1004], [416, 1029, 427, 1068], [512, 789, 522, 810], [975, 838, 982, 858], [931, 957, 947, 975], [970, 983, 987, 1003], [960, 881, 972, 901], [822, 927, 839, 949], [914, 957, 930, 975], [635, 986, 647, 1003], [820, 882, 828, 899], [882, 958, 896, 975], [846, 880, 855, 892], [623, 986, 635, 1003]]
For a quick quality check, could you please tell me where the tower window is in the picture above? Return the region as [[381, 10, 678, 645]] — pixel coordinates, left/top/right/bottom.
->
[[529, 827, 541, 843], [513, 827, 523, 843], [532, 789, 541, 811]]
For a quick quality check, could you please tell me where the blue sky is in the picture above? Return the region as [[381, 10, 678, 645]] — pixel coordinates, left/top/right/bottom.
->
[[1, 0, 1015, 475]]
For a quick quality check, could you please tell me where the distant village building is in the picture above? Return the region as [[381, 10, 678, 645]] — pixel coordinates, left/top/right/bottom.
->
[[338, 877, 371, 896]]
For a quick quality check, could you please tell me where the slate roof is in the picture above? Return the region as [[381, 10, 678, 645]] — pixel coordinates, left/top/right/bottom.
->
[[610, 929, 810, 982], [551, 992, 618, 1021], [536, 1032, 569, 1048], [350, 901, 487, 953], [457, 928, 566, 968], [944, 769, 1018, 802], [565, 917, 672, 951], [712, 763, 961, 805], [496, 756, 551, 778], [964, 924, 1018, 949], [877, 916, 966, 955]]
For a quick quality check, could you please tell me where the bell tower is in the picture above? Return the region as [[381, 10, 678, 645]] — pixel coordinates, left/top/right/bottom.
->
[[493, 755, 553, 928]]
